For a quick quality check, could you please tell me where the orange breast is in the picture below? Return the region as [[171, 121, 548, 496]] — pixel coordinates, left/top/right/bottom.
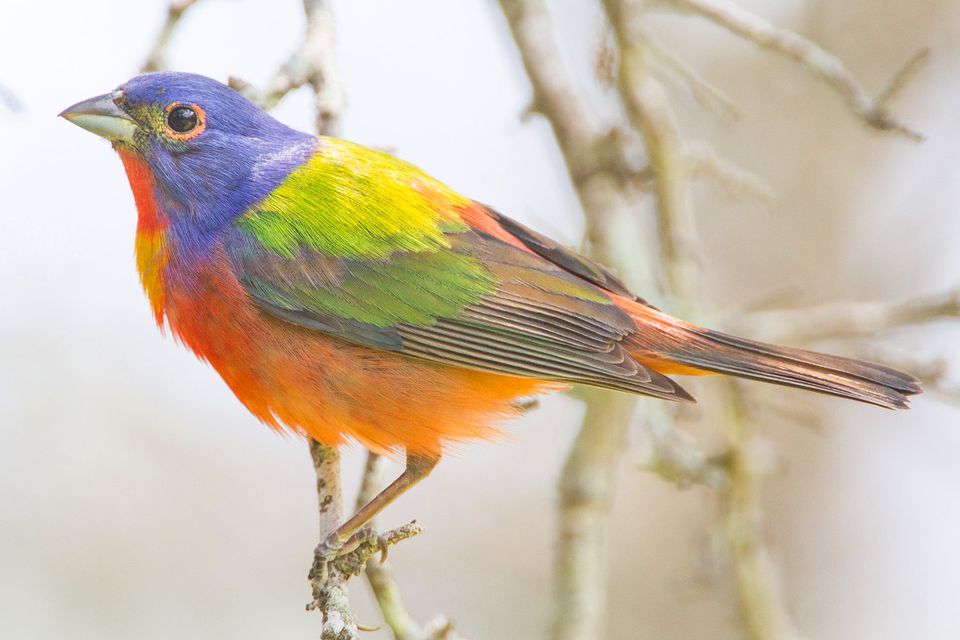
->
[[161, 244, 557, 456]]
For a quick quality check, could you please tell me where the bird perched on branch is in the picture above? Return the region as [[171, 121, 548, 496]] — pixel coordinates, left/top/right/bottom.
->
[[61, 72, 920, 557]]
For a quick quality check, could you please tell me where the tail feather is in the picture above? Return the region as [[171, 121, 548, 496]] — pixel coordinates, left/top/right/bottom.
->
[[657, 326, 922, 410]]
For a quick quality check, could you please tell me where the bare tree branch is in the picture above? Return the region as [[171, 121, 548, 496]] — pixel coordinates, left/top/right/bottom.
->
[[661, 0, 926, 140], [306, 445, 426, 638], [719, 383, 807, 640], [604, 0, 699, 303], [603, 4, 797, 636], [142, 0, 202, 72], [354, 453, 421, 640], [353, 453, 465, 640], [685, 143, 774, 204], [499, 0, 622, 259], [738, 287, 960, 344], [272, 4, 441, 636], [603, 1, 824, 636], [241, 4, 361, 634], [229, 0, 345, 134], [644, 32, 742, 122], [630, 145, 773, 204], [551, 389, 638, 640], [498, 3, 659, 638], [639, 405, 728, 489], [306, 440, 360, 638]]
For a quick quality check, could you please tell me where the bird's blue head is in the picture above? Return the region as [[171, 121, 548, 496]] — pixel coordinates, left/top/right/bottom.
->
[[61, 72, 315, 240]]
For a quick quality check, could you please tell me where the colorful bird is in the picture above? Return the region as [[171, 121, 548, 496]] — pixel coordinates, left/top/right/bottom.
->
[[61, 72, 920, 555]]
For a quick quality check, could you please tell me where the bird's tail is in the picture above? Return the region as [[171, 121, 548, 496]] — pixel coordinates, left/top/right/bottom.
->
[[624, 304, 922, 409]]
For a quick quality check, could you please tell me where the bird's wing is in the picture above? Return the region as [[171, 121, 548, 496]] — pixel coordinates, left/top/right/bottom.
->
[[226, 138, 689, 400]]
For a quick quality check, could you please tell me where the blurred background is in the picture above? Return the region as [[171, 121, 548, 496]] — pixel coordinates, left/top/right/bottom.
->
[[1, 0, 959, 638]]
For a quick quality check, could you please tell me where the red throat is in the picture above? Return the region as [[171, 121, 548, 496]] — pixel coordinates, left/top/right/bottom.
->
[[118, 148, 170, 326]]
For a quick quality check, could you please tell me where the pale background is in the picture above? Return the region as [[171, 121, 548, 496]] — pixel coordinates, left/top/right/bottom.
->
[[1, 0, 959, 638]]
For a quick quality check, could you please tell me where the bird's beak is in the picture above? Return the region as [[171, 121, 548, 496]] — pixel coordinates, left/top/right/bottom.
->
[[59, 90, 137, 143]]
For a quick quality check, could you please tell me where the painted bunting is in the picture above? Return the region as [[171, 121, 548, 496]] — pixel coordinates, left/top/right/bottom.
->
[[61, 72, 919, 552]]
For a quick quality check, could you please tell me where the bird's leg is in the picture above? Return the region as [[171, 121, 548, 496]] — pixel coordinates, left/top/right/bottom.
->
[[310, 452, 440, 581]]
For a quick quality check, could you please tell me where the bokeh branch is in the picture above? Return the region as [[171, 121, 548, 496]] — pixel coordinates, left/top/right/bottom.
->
[[499, 3, 648, 638], [644, 33, 741, 122], [739, 287, 960, 344], [551, 389, 643, 640], [500, 0, 629, 266], [501, 2, 775, 636], [142, 0, 202, 72], [304, 445, 423, 638], [354, 453, 465, 640], [603, 0, 698, 303], [504, 1, 932, 639], [229, 0, 345, 134], [662, 0, 926, 140], [718, 382, 807, 640], [601, 3, 802, 637]]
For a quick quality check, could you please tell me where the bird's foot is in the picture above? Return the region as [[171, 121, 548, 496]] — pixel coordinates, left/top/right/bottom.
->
[[309, 525, 388, 587], [307, 520, 423, 612]]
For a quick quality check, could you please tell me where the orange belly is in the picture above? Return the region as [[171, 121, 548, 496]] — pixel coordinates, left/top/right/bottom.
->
[[162, 247, 557, 456]]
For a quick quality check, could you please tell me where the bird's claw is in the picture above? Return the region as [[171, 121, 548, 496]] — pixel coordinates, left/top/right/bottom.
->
[[308, 525, 389, 586]]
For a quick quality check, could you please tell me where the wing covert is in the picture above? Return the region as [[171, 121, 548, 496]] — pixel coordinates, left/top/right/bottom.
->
[[225, 139, 690, 400]]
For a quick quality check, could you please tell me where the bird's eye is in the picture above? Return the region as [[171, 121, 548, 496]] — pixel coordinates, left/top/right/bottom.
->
[[167, 106, 198, 132], [163, 103, 206, 140]]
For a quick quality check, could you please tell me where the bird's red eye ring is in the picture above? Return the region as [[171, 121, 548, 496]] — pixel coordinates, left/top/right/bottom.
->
[[164, 103, 206, 140]]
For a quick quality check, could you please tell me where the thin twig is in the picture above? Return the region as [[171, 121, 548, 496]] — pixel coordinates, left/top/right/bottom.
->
[[551, 389, 638, 640], [685, 143, 774, 204], [639, 404, 727, 489], [229, 0, 345, 135], [353, 453, 464, 640], [663, 0, 925, 140], [603, 0, 698, 304], [719, 383, 807, 640], [307, 440, 360, 638], [603, 2, 811, 637], [499, 3, 658, 638], [738, 287, 960, 344], [307, 446, 426, 637], [630, 144, 773, 204], [644, 33, 742, 122], [142, 0, 202, 72]]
